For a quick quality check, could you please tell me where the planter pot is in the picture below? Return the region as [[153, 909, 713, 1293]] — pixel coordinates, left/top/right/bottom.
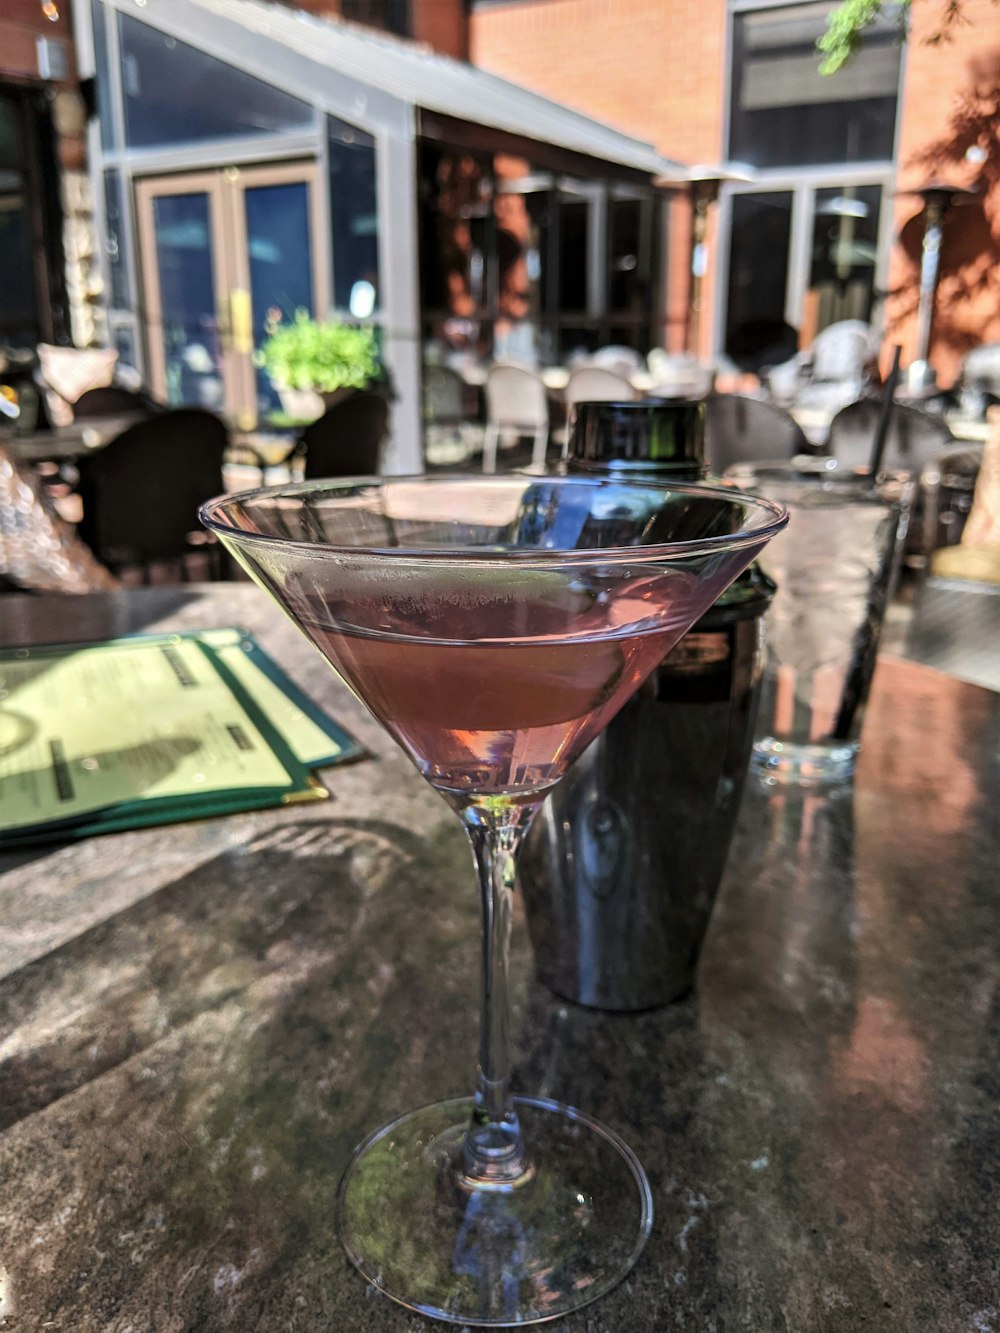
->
[[275, 385, 324, 423]]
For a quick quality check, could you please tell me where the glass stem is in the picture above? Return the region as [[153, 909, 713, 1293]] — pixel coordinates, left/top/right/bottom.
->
[[455, 793, 543, 1188]]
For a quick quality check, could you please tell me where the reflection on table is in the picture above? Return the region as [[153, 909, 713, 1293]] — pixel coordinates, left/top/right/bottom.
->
[[0, 582, 997, 1330]]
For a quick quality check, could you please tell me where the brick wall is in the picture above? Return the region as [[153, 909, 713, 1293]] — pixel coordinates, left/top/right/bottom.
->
[[886, 0, 1000, 386], [289, 0, 467, 56], [412, 0, 468, 59], [469, 0, 729, 353]]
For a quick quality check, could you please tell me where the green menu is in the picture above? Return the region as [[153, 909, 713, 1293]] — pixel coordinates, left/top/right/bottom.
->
[[0, 628, 363, 847]]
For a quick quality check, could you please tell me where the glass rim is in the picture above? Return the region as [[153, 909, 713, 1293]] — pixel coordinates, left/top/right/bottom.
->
[[200, 473, 789, 565]]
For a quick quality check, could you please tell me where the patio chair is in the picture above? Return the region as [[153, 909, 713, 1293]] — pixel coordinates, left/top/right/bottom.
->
[[300, 391, 389, 479], [72, 385, 161, 419], [423, 365, 482, 467], [704, 393, 811, 475], [565, 366, 637, 413], [76, 408, 228, 579], [828, 397, 956, 565], [827, 398, 954, 473], [483, 363, 549, 473], [767, 320, 879, 411], [956, 342, 1000, 418]]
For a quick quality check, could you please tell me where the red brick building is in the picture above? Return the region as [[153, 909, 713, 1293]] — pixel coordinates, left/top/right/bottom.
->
[[467, 0, 1000, 387]]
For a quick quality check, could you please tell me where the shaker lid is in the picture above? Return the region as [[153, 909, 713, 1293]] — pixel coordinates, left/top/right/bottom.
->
[[567, 398, 707, 476]]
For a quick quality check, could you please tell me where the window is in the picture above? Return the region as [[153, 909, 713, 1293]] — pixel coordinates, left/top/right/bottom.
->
[[103, 170, 129, 309], [807, 184, 883, 328], [729, 3, 901, 168], [119, 13, 313, 149], [340, 0, 410, 37], [725, 192, 795, 368], [0, 93, 37, 346], [417, 139, 663, 367], [91, 1, 116, 150], [328, 117, 381, 315]]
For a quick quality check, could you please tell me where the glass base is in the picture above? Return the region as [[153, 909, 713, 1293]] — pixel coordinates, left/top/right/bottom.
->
[[752, 735, 858, 786], [337, 1095, 653, 1327]]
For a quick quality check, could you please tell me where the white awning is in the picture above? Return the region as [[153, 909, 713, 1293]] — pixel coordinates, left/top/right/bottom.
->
[[108, 0, 686, 179]]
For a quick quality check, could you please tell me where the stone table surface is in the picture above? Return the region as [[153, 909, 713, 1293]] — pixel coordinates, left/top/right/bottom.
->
[[1, 585, 998, 1332]]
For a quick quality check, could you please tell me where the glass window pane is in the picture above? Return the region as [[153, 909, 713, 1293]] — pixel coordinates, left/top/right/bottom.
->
[[245, 180, 314, 417], [0, 94, 38, 347], [807, 184, 883, 334], [120, 13, 313, 149], [328, 117, 381, 314], [103, 170, 129, 309], [340, 0, 410, 36], [725, 191, 797, 371], [729, 3, 900, 167], [417, 141, 492, 361], [91, 0, 116, 150], [152, 192, 224, 409], [609, 194, 652, 316], [110, 322, 138, 370], [494, 154, 550, 366], [558, 198, 588, 313]]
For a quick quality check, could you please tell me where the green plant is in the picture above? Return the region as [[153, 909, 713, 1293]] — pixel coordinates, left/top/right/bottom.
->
[[258, 312, 379, 393]]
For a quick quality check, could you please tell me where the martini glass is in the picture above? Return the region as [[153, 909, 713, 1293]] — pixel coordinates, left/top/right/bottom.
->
[[201, 474, 786, 1326]]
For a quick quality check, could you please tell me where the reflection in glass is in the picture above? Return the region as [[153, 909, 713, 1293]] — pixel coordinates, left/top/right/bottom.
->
[[119, 12, 313, 148], [328, 117, 380, 313], [152, 192, 224, 410], [245, 181, 314, 417], [807, 185, 883, 332]]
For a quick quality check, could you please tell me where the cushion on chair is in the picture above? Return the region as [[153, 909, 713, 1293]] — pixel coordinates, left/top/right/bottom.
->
[[37, 345, 119, 427]]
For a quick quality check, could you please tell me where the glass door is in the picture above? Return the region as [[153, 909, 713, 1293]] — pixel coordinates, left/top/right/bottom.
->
[[136, 162, 327, 427], [720, 176, 891, 366], [724, 191, 795, 371]]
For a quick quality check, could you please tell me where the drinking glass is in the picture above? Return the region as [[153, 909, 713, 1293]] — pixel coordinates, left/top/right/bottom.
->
[[201, 474, 786, 1326], [726, 460, 914, 785]]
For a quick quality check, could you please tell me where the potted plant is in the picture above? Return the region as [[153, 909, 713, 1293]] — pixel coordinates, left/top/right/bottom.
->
[[259, 312, 380, 421]]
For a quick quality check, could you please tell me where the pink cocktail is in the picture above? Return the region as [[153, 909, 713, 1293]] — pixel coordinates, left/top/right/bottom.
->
[[201, 474, 786, 1327]]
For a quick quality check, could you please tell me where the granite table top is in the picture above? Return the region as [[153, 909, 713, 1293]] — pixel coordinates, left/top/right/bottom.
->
[[1, 585, 998, 1332]]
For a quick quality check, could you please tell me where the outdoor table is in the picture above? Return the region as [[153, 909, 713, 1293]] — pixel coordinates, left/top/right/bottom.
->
[[2, 413, 147, 466], [1, 584, 998, 1331]]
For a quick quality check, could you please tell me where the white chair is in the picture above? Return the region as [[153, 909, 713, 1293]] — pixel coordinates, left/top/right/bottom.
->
[[646, 350, 714, 399], [591, 345, 644, 377], [483, 363, 549, 473], [766, 320, 879, 411], [564, 365, 637, 414]]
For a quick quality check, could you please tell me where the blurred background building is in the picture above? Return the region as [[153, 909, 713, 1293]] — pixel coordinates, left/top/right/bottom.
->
[[1, 0, 997, 455]]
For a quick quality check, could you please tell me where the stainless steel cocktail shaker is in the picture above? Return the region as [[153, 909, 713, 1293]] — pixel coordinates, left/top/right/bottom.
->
[[519, 399, 775, 1010]]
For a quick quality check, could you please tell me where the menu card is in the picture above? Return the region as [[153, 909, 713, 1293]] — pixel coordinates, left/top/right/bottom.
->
[[0, 628, 363, 847]]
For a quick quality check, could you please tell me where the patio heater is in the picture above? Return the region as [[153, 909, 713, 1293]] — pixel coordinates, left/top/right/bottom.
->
[[657, 162, 755, 357], [898, 180, 978, 391]]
